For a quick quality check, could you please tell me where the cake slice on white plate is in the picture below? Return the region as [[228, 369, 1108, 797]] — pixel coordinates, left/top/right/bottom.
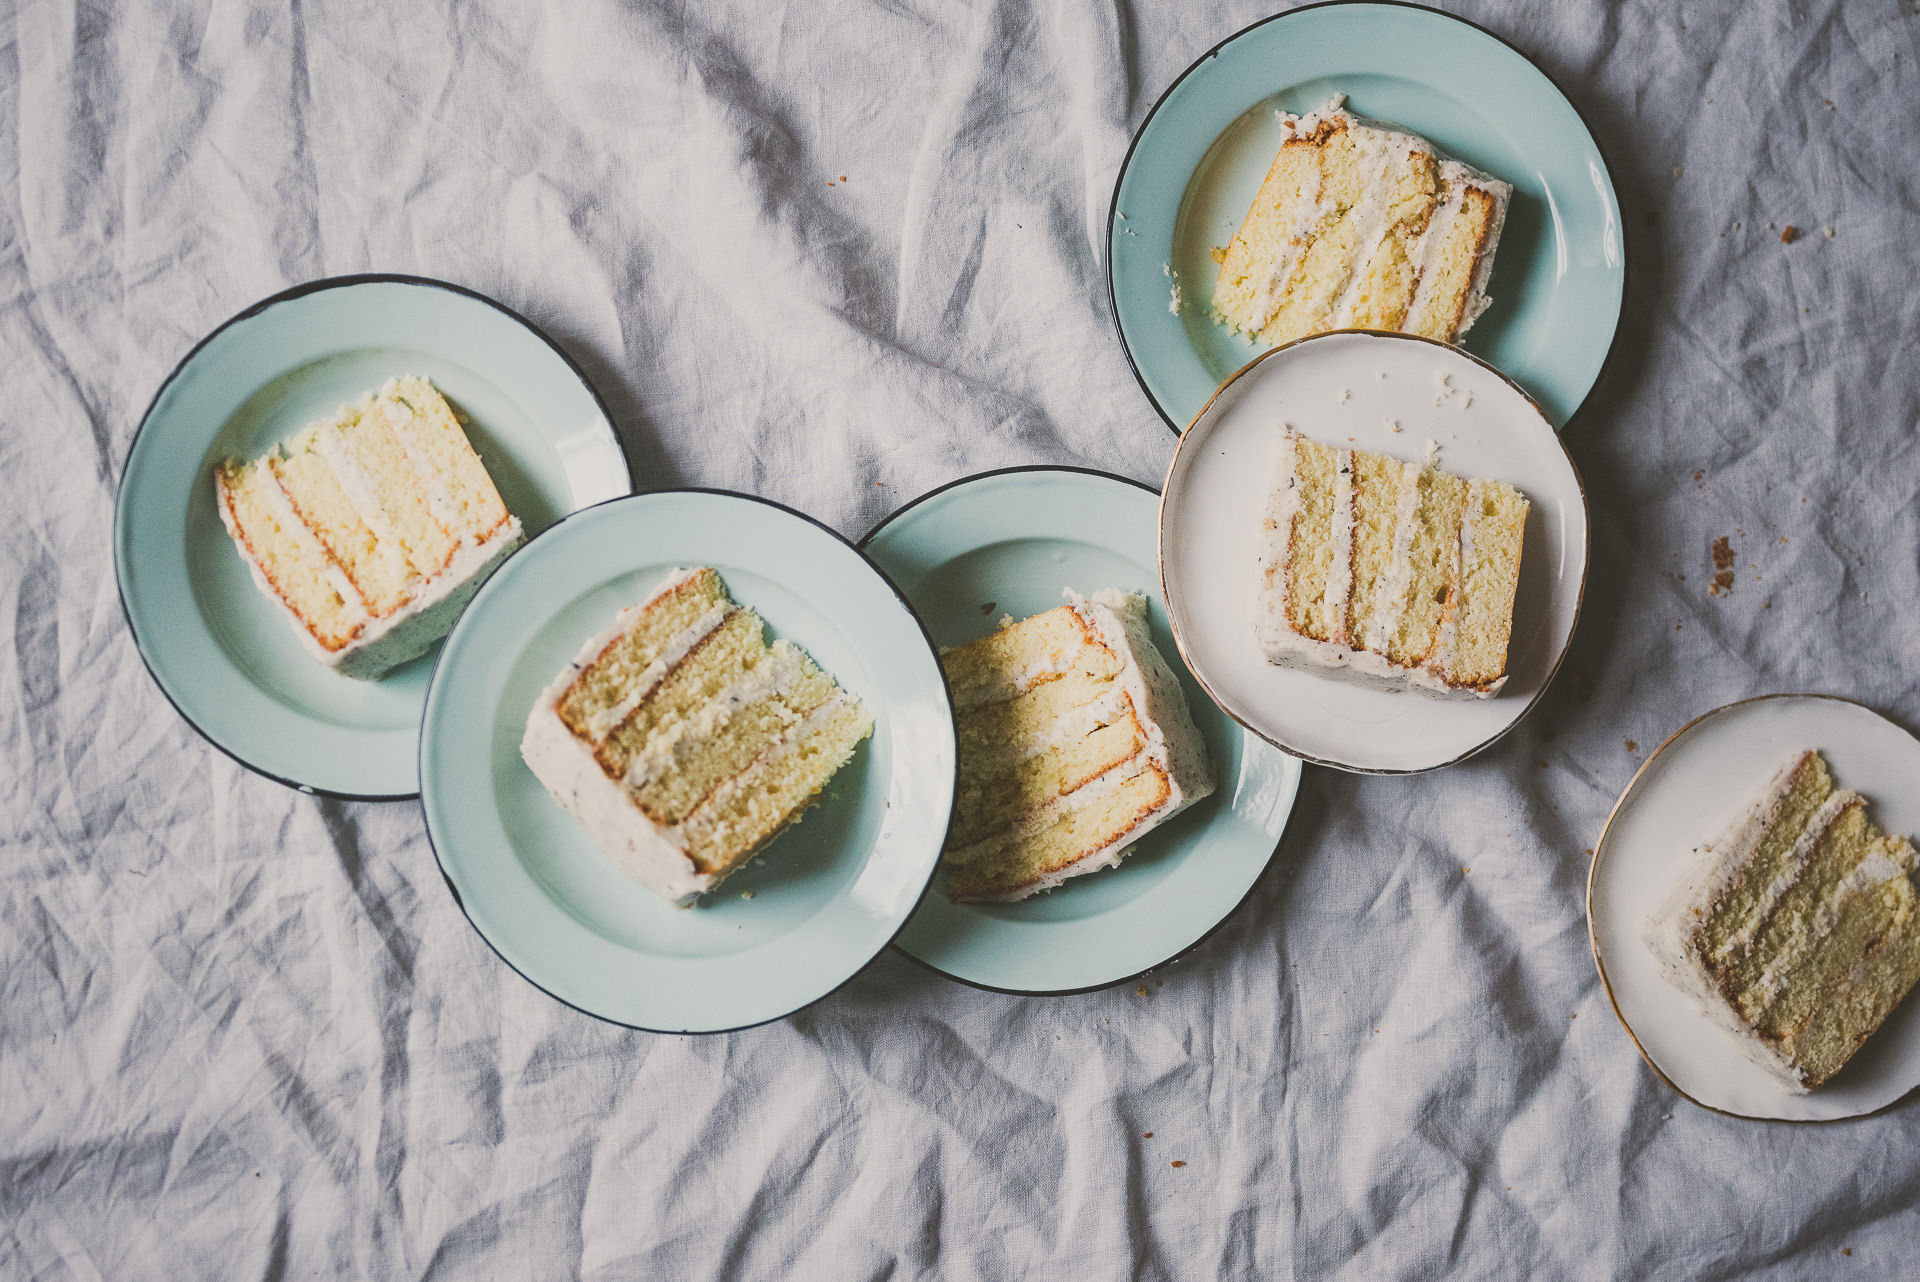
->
[[1646, 749, 1920, 1092], [1253, 425, 1527, 697]]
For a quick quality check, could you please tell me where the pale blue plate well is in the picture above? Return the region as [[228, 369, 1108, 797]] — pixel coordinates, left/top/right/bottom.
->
[[861, 468, 1301, 994], [1109, 1, 1625, 431], [114, 275, 630, 799], [419, 491, 956, 1033]]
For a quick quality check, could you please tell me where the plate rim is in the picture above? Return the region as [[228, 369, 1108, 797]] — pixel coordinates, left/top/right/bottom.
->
[[1586, 691, 1920, 1123], [1104, 0, 1629, 435], [111, 271, 632, 802], [858, 463, 1301, 996], [1157, 327, 1591, 775], [419, 485, 958, 1035]]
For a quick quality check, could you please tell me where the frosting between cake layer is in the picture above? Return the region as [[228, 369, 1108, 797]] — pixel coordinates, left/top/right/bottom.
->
[[584, 601, 733, 741], [308, 421, 415, 593], [333, 516, 522, 680], [620, 641, 814, 790], [1362, 460, 1426, 656], [690, 691, 860, 834], [1326, 446, 1355, 642], [1712, 788, 1857, 967]]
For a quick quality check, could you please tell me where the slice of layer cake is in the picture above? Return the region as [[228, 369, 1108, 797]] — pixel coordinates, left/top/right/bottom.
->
[[214, 375, 524, 680], [1255, 426, 1528, 697], [939, 589, 1214, 903], [1212, 96, 1510, 349], [1645, 750, 1920, 1092], [520, 567, 875, 906]]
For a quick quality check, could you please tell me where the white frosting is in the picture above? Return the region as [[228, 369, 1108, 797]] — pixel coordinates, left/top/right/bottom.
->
[[621, 641, 810, 789], [1239, 96, 1512, 339], [949, 589, 1216, 903], [1362, 460, 1424, 655], [521, 662, 713, 905], [1325, 449, 1355, 642], [1323, 126, 1428, 332], [1837, 849, 1909, 899], [1028, 686, 1131, 758], [518, 568, 717, 906], [332, 516, 522, 680], [958, 632, 1083, 707]]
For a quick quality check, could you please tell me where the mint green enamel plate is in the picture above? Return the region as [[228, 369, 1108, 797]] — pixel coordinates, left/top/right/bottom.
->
[[420, 491, 955, 1033], [114, 275, 629, 799], [1109, 1, 1625, 431], [861, 468, 1301, 994]]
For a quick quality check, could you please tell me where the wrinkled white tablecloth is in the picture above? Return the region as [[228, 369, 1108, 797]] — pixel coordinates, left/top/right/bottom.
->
[[7, 0, 1920, 1276]]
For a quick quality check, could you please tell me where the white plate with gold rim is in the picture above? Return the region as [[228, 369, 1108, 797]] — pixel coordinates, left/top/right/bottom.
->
[[1589, 694, 1920, 1122], [1158, 329, 1587, 774]]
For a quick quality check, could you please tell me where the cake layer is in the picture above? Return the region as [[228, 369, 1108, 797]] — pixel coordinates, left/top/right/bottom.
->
[[215, 457, 366, 652], [1254, 427, 1528, 697], [947, 760, 1172, 903], [1445, 480, 1529, 689], [521, 567, 874, 905], [555, 567, 731, 739], [1645, 749, 1920, 1091], [677, 691, 873, 876], [1211, 96, 1510, 350], [939, 589, 1214, 902], [214, 376, 524, 680]]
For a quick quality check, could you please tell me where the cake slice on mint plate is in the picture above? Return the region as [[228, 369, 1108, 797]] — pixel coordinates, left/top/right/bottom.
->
[[214, 375, 523, 680], [521, 567, 874, 907], [936, 590, 1214, 903]]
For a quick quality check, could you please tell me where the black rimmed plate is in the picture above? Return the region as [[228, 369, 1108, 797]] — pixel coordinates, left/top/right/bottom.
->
[[861, 467, 1300, 994], [114, 274, 630, 799], [419, 490, 955, 1033], [1109, 1, 1625, 431]]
